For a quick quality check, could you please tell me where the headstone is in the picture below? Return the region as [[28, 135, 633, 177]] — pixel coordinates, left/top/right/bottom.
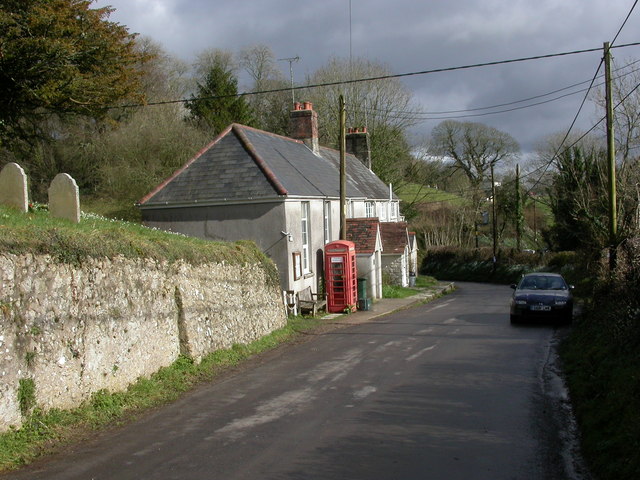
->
[[0, 162, 29, 212], [48, 173, 80, 223]]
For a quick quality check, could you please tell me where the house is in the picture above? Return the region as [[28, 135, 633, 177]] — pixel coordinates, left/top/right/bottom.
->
[[346, 217, 383, 300], [380, 221, 411, 287], [138, 102, 401, 295]]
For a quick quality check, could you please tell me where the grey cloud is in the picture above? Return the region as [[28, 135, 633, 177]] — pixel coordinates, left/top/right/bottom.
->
[[96, 0, 640, 155]]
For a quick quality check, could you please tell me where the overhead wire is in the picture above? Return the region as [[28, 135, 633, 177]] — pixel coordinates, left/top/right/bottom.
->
[[112, 41, 640, 110], [346, 60, 640, 122], [502, 0, 640, 199], [523, 0, 639, 194]]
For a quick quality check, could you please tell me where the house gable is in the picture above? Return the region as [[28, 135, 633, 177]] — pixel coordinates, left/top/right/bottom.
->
[[140, 125, 283, 206]]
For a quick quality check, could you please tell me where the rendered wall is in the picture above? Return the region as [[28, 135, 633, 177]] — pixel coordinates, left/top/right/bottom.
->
[[0, 253, 286, 432]]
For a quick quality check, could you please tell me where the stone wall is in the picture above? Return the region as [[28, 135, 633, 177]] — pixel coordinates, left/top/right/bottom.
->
[[0, 253, 286, 432], [381, 254, 408, 287]]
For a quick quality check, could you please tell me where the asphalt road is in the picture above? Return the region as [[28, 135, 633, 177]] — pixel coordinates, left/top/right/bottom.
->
[[7, 282, 589, 480]]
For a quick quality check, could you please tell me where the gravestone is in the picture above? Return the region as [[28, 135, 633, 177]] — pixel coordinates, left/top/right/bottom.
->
[[48, 173, 80, 223], [0, 162, 28, 212]]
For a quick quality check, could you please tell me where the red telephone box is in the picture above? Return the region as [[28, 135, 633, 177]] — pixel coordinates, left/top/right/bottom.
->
[[325, 240, 358, 313]]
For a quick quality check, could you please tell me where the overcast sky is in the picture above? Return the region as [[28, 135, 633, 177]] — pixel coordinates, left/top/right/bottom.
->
[[94, 0, 640, 157]]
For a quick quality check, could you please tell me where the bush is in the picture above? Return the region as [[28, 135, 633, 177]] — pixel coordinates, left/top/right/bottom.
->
[[560, 237, 640, 480], [420, 247, 539, 284]]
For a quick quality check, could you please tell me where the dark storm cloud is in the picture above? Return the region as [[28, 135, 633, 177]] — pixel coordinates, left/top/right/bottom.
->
[[96, 0, 640, 155]]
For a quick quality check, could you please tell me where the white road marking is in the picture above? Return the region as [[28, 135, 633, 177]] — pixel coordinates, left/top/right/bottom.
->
[[353, 385, 377, 400], [416, 327, 434, 335], [406, 344, 437, 361], [214, 387, 315, 439]]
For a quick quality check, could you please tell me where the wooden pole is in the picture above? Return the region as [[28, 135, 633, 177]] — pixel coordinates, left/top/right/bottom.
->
[[491, 164, 497, 270], [604, 41, 617, 271], [339, 95, 347, 240], [515, 164, 522, 251]]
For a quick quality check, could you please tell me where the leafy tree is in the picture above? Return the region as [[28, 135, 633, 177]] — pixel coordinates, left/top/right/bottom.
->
[[545, 145, 609, 251], [430, 121, 519, 192], [186, 55, 255, 134], [430, 120, 519, 214], [0, 0, 145, 144], [494, 171, 525, 247]]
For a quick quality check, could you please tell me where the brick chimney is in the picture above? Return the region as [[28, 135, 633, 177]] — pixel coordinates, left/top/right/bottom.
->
[[289, 101, 319, 155], [346, 127, 372, 170]]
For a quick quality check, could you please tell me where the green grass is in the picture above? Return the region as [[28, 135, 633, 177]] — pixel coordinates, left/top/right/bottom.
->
[[382, 275, 439, 298], [0, 314, 323, 472], [81, 196, 142, 223], [0, 205, 278, 285], [396, 184, 466, 206], [561, 318, 640, 480]]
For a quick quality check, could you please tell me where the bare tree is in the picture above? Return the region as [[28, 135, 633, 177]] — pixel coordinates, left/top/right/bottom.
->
[[135, 37, 190, 101], [303, 56, 423, 185], [238, 44, 290, 135], [193, 48, 236, 83]]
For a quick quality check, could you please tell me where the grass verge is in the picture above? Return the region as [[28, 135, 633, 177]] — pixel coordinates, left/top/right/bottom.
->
[[0, 205, 278, 286], [560, 307, 640, 479], [382, 275, 438, 298], [0, 314, 323, 472]]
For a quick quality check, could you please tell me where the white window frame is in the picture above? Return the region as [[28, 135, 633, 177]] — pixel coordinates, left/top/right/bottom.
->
[[379, 201, 387, 221], [323, 201, 332, 244], [301, 201, 311, 274], [365, 201, 375, 218]]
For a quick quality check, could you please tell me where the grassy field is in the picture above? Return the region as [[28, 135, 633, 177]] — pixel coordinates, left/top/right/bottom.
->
[[395, 183, 466, 206]]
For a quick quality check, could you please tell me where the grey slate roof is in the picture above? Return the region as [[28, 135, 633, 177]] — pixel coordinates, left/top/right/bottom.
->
[[139, 124, 398, 207]]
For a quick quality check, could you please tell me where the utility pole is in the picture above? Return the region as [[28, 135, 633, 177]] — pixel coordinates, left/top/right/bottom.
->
[[277, 56, 300, 107], [515, 164, 522, 251], [532, 194, 538, 243], [491, 164, 498, 272], [604, 41, 617, 271], [339, 95, 347, 240]]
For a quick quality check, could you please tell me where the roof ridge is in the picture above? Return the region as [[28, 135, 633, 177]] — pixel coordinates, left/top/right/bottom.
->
[[232, 124, 288, 196], [233, 123, 304, 145]]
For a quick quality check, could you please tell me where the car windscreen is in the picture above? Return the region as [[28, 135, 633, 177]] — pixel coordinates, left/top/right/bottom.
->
[[518, 276, 567, 290]]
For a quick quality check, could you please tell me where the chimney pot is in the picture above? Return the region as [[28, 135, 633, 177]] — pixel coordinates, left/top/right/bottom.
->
[[290, 100, 319, 154], [346, 125, 372, 169]]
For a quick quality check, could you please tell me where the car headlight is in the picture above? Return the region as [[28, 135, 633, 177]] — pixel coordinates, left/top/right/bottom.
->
[[515, 300, 527, 305], [555, 300, 567, 306]]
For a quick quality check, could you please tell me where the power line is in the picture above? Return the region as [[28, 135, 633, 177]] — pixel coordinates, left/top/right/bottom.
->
[[611, 0, 639, 46], [348, 59, 640, 121], [113, 41, 640, 110], [524, 1, 639, 194]]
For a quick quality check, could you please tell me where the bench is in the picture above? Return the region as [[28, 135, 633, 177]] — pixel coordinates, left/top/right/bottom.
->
[[297, 287, 326, 317]]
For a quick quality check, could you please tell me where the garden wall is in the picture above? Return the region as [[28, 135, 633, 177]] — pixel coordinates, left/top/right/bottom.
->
[[0, 253, 286, 432]]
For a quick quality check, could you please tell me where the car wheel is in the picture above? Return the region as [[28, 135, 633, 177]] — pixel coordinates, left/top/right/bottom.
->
[[510, 314, 519, 324]]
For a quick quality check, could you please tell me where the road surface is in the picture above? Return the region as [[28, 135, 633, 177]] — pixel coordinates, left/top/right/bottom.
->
[[6, 282, 589, 480]]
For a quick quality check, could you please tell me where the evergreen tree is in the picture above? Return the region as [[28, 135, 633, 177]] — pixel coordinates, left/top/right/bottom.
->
[[186, 62, 254, 134], [546, 146, 608, 252], [0, 0, 145, 145]]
